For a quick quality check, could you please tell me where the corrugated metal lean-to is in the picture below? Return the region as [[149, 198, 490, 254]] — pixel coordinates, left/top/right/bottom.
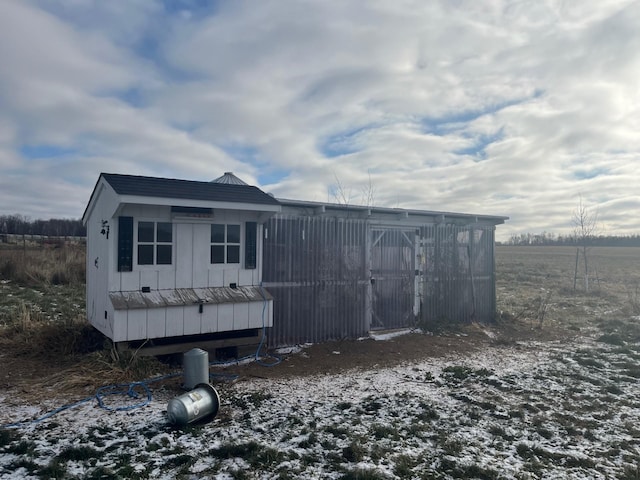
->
[[263, 210, 499, 347]]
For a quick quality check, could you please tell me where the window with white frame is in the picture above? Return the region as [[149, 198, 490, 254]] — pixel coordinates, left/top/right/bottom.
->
[[211, 224, 240, 264], [137, 221, 173, 265]]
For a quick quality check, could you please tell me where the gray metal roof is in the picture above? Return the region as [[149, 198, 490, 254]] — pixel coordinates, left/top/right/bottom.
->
[[211, 172, 248, 185], [276, 198, 508, 225], [109, 286, 272, 310], [101, 173, 280, 206]]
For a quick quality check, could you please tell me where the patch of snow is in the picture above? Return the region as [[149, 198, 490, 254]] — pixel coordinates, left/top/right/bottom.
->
[[1, 336, 639, 479], [369, 328, 418, 341], [274, 345, 303, 355], [482, 328, 497, 339]]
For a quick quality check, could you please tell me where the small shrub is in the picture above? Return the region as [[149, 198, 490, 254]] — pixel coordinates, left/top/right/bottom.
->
[[211, 441, 261, 459], [340, 467, 389, 480], [164, 453, 194, 468], [516, 443, 533, 459], [210, 441, 284, 469], [38, 460, 67, 479], [325, 424, 350, 438], [474, 368, 494, 377], [230, 468, 251, 480], [440, 437, 463, 455], [536, 426, 554, 440], [8, 458, 39, 475], [0, 257, 17, 279], [597, 333, 625, 346], [360, 395, 383, 413], [56, 445, 103, 462], [442, 365, 473, 382], [393, 454, 416, 478], [298, 432, 318, 448], [626, 284, 640, 316], [0, 428, 19, 448], [342, 441, 367, 463], [230, 391, 273, 409], [417, 401, 439, 421], [371, 423, 399, 440], [620, 464, 640, 480], [85, 466, 119, 480], [6, 440, 35, 455]]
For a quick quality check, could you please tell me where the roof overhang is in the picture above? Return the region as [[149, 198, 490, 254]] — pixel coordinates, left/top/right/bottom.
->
[[117, 195, 281, 214], [276, 198, 508, 226]]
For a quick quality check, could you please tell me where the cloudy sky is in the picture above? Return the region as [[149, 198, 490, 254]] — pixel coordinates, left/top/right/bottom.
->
[[1, 0, 638, 241]]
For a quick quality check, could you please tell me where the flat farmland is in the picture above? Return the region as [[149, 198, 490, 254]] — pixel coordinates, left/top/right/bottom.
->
[[496, 245, 640, 292], [496, 246, 640, 333], [0, 246, 638, 479]]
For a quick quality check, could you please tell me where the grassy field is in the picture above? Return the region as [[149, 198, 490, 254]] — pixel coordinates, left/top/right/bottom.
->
[[496, 246, 640, 333], [0, 246, 639, 479]]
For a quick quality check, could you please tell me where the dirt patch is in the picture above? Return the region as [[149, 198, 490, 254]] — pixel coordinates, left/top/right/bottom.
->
[[0, 319, 571, 403], [228, 320, 575, 381]]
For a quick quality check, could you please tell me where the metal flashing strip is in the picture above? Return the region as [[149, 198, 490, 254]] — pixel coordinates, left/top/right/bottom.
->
[[109, 286, 272, 310]]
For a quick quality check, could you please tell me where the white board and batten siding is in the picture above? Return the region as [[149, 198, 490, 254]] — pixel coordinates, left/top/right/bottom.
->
[[112, 300, 272, 343], [85, 183, 118, 340], [110, 206, 263, 292], [107, 205, 270, 343]]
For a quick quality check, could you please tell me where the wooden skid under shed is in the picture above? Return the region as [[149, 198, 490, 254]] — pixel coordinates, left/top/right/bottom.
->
[[115, 329, 265, 356]]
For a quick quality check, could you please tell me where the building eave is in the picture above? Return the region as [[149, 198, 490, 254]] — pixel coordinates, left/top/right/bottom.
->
[[117, 195, 282, 214], [276, 198, 508, 226]]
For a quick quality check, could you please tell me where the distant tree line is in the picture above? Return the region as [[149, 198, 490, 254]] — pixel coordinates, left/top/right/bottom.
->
[[502, 232, 640, 247], [0, 214, 86, 237]]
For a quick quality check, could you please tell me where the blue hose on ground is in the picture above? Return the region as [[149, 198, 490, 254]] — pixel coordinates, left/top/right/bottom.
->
[[1, 396, 95, 429], [95, 381, 152, 412], [1, 372, 181, 429], [2, 284, 286, 429]]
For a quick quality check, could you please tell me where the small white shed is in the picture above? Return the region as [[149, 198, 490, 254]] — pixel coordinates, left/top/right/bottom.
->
[[82, 173, 281, 348]]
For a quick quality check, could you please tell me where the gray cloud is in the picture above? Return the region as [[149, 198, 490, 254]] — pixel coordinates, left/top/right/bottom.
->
[[0, 0, 638, 241]]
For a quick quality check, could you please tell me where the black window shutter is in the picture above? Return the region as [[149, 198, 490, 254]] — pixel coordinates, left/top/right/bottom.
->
[[118, 216, 133, 272], [245, 221, 257, 269]]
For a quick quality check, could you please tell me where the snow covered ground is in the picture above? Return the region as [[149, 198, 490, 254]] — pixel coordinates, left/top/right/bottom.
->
[[1, 333, 639, 479]]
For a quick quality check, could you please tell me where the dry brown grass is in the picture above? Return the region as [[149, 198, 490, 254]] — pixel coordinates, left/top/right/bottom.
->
[[0, 244, 178, 397], [0, 301, 98, 357], [0, 299, 171, 396], [0, 244, 85, 286], [496, 246, 640, 331], [36, 350, 172, 394]]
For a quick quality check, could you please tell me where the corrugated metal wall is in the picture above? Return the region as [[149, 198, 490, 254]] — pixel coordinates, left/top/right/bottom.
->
[[370, 228, 415, 330], [263, 215, 368, 346], [419, 225, 495, 325], [264, 215, 496, 347]]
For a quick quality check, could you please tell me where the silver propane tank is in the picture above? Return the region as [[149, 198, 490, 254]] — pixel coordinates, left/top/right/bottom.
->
[[167, 383, 220, 426], [182, 348, 210, 390]]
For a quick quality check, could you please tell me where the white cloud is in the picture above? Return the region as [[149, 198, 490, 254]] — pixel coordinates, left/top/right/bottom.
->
[[0, 0, 638, 241]]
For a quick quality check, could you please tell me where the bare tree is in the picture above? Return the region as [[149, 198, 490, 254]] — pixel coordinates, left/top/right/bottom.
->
[[572, 195, 599, 292], [360, 170, 376, 207], [328, 173, 354, 205], [329, 171, 376, 207]]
